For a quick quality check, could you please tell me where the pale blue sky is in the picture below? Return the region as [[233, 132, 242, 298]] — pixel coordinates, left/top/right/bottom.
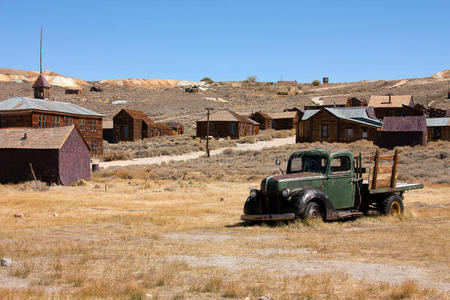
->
[[0, 0, 449, 82]]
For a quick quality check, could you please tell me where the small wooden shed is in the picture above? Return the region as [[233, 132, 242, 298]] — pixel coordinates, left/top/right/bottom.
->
[[251, 111, 299, 130], [426, 117, 450, 141], [166, 122, 184, 135], [65, 87, 84, 95], [376, 116, 427, 148], [147, 122, 174, 137], [196, 110, 260, 139], [0, 125, 90, 185], [113, 109, 152, 142]]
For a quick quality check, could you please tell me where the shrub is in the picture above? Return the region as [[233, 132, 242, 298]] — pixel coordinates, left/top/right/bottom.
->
[[200, 77, 213, 83], [276, 91, 289, 95], [311, 80, 321, 86], [246, 76, 258, 82]]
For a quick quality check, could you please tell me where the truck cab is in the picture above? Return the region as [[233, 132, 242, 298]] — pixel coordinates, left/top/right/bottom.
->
[[241, 148, 423, 222]]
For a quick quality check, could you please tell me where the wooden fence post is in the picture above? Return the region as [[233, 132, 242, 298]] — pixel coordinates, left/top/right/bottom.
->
[[372, 149, 379, 189]]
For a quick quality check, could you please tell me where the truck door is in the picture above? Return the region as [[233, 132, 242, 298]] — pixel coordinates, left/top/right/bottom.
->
[[326, 155, 355, 209]]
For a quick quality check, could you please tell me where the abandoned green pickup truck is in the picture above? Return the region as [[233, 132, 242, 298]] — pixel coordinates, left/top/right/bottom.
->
[[241, 148, 423, 222]]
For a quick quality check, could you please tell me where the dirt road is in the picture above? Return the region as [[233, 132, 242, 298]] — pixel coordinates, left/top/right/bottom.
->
[[99, 136, 296, 168]]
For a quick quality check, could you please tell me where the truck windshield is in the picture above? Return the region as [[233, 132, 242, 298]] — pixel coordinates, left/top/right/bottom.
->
[[287, 155, 328, 174]]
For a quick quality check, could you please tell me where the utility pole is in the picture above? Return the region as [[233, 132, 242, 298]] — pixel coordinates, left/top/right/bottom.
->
[[205, 107, 214, 158]]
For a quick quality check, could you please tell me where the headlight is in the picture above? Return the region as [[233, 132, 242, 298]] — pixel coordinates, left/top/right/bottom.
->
[[281, 188, 290, 198], [249, 189, 258, 198]]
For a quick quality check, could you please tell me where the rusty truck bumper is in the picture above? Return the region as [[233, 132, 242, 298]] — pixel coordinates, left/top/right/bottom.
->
[[241, 213, 296, 221]]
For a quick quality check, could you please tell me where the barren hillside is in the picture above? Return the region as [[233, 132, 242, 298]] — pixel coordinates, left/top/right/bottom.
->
[[0, 69, 448, 133]]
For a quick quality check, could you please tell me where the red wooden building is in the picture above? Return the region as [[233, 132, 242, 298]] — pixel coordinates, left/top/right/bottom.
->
[[0, 96, 104, 155], [0, 125, 90, 185], [113, 109, 152, 142]]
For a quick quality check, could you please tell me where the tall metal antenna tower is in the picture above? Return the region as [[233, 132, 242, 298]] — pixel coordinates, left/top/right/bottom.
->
[[40, 26, 43, 74]]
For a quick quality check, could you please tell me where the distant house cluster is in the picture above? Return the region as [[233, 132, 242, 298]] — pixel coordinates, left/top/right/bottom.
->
[[193, 93, 449, 147]]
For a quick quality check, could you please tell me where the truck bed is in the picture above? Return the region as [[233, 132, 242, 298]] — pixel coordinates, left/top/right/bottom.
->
[[362, 180, 423, 194]]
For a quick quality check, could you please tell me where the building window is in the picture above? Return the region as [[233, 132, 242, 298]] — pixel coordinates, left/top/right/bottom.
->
[[124, 125, 129, 138], [320, 124, 328, 138], [362, 127, 368, 139], [53, 116, 60, 127], [432, 127, 441, 139], [209, 123, 215, 134], [346, 128, 354, 139], [91, 119, 97, 131], [39, 115, 46, 128], [230, 123, 236, 134], [80, 119, 85, 130], [64, 116, 73, 125], [0, 117, 5, 128]]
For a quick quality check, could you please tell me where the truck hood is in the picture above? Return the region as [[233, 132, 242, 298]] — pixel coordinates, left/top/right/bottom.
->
[[260, 173, 325, 193]]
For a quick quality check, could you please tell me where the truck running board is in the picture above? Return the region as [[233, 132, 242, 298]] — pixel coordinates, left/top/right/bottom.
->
[[241, 213, 296, 221], [336, 211, 364, 219]]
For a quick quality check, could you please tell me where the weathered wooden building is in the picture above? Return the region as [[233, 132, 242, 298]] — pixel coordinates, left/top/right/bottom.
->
[[113, 109, 183, 141], [376, 116, 427, 148], [0, 96, 104, 155], [147, 122, 174, 137], [0, 125, 90, 185], [196, 110, 260, 139], [113, 109, 152, 142], [426, 117, 450, 141], [296, 107, 382, 143], [250, 111, 299, 130], [167, 122, 184, 135], [65, 87, 84, 95], [367, 95, 416, 119]]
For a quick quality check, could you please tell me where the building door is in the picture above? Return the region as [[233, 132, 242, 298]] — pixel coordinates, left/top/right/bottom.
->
[[142, 121, 148, 139], [325, 155, 355, 209]]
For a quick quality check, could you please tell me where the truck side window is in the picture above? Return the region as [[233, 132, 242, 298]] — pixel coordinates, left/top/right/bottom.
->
[[289, 157, 302, 173], [330, 156, 351, 174]]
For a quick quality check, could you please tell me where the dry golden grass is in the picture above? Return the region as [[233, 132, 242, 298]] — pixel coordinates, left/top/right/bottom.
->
[[0, 176, 448, 299]]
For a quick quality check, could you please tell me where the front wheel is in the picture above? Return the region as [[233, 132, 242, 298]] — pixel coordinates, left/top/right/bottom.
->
[[380, 194, 404, 216], [301, 202, 323, 220]]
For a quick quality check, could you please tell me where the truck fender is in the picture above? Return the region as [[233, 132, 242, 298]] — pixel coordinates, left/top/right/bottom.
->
[[290, 188, 337, 220]]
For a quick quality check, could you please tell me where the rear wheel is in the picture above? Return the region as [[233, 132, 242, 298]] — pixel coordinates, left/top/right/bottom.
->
[[301, 202, 322, 220], [380, 194, 404, 215]]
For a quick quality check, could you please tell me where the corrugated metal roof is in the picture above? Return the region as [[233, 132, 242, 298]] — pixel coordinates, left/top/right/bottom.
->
[[301, 109, 320, 120], [381, 116, 426, 132], [368, 95, 412, 108], [0, 97, 104, 117], [426, 117, 450, 127], [0, 125, 77, 149], [325, 107, 382, 127]]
